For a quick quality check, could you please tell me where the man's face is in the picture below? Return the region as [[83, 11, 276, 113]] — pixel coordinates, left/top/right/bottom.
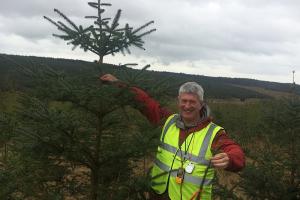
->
[[178, 92, 202, 124]]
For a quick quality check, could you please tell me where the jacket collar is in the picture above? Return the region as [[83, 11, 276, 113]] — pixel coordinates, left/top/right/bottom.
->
[[176, 104, 211, 130]]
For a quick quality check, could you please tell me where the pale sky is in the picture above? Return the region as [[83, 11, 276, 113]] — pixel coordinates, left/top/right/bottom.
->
[[1, 0, 300, 84]]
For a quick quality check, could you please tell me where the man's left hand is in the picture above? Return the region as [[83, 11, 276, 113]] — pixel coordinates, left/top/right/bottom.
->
[[211, 153, 230, 169]]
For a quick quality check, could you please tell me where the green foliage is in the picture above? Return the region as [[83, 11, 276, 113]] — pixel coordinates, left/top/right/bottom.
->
[[211, 100, 264, 144], [239, 147, 286, 199], [2, 53, 300, 99], [44, 0, 156, 63], [0, 152, 67, 199], [209, 97, 300, 199], [213, 174, 241, 200], [238, 97, 300, 199], [0, 61, 163, 199], [1, 53, 300, 199]]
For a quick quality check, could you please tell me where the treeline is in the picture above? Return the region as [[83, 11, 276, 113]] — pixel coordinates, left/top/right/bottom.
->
[[1, 53, 299, 100]]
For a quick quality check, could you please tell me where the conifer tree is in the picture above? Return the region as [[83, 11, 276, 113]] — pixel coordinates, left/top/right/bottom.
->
[[238, 93, 300, 199], [0, 112, 16, 164], [44, 0, 156, 64], [0, 61, 162, 199], [0, 0, 176, 198], [0, 1, 159, 199]]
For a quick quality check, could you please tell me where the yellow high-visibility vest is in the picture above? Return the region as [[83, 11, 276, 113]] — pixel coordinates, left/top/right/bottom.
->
[[151, 114, 223, 200]]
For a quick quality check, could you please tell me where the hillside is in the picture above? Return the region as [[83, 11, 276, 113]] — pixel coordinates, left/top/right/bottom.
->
[[0, 53, 299, 100]]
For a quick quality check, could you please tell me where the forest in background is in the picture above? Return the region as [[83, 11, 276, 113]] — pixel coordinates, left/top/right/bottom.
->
[[1, 53, 299, 100]]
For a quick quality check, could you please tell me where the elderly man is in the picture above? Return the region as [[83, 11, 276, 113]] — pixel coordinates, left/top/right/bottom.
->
[[100, 74, 245, 200]]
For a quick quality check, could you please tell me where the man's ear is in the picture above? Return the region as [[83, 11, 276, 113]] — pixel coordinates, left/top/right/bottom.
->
[[199, 101, 205, 109]]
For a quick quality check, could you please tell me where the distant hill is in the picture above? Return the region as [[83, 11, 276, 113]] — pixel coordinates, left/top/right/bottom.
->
[[0, 53, 299, 100]]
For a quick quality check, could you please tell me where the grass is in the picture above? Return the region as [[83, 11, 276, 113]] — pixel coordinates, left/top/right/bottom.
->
[[233, 85, 294, 99]]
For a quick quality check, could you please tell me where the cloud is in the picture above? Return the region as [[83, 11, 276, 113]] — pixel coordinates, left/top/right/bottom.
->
[[0, 0, 88, 18], [1, 0, 300, 83]]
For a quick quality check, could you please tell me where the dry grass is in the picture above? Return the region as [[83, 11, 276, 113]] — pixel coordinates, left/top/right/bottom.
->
[[232, 85, 294, 99]]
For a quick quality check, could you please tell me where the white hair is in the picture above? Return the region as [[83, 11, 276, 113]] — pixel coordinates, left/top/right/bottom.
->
[[178, 82, 204, 101]]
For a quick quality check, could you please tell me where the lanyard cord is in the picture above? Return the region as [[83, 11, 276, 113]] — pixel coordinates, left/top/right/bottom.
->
[[167, 148, 180, 185], [181, 132, 196, 162], [195, 160, 212, 200], [195, 146, 221, 200], [178, 133, 195, 200]]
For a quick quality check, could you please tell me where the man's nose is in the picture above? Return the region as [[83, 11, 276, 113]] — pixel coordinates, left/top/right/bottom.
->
[[185, 101, 192, 108]]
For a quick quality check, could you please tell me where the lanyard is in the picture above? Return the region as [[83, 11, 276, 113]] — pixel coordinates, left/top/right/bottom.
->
[[180, 132, 195, 162]]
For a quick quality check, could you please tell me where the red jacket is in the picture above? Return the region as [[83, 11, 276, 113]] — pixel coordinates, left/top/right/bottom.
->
[[131, 87, 245, 172]]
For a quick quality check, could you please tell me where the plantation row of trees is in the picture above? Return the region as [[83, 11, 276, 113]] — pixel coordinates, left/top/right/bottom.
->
[[210, 94, 300, 199]]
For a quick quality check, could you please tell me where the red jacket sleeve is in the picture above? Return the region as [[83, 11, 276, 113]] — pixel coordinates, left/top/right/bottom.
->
[[211, 130, 245, 172], [130, 87, 171, 125]]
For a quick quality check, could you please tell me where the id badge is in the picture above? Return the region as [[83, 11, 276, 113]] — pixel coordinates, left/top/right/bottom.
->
[[185, 162, 194, 174]]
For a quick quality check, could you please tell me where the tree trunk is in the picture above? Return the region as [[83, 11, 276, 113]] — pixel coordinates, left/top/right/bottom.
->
[[91, 168, 99, 200], [98, 56, 103, 64], [90, 115, 103, 200], [4, 143, 7, 162]]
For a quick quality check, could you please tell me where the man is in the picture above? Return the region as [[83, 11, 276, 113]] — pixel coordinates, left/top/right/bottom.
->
[[100, 74, 245, 200]]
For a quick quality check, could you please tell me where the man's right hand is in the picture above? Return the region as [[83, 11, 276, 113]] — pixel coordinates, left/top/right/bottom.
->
[[100, 74, 118, 83]]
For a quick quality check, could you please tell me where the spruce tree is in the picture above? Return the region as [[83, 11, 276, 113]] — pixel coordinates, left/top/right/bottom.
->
[[0, 1, 159, 199], [238, 95, 300, 199], [44, 0, 156, 64], [0, 62, 162, 199]]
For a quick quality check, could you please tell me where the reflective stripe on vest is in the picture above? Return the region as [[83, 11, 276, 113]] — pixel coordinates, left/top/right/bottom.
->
[[154, 158, 213, 186], [159, 123, 218, 166], [161, 114, 178, 143]]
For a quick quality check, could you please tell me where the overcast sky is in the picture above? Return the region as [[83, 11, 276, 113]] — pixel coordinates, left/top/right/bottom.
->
[[1, 0, 300, 84]]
